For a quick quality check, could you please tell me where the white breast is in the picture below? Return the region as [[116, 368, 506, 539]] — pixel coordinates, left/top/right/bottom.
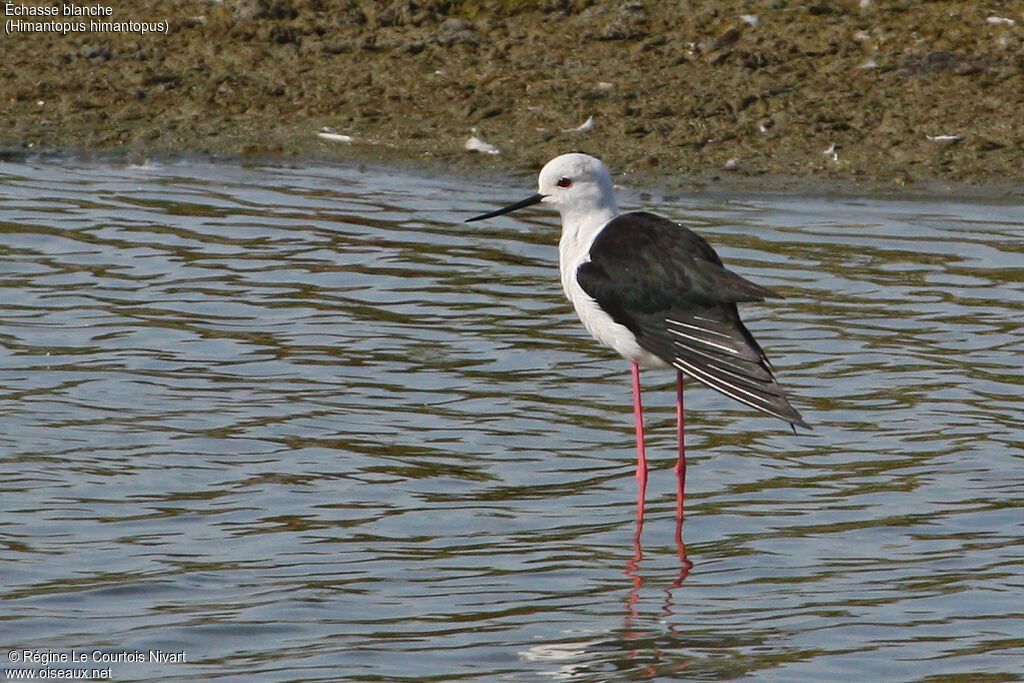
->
[[558, 217, 668, 369]]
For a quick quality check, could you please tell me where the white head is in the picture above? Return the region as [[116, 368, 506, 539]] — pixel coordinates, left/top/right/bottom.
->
[[465, 152, 620, 226], [536, 153, 619, 219]]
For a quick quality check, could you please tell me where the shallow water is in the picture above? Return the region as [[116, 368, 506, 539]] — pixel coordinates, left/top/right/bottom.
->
[[1, 156, 1021, 681]]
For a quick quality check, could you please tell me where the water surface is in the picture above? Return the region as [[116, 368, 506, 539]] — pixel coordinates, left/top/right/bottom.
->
[[1, 156, 1021, 681]]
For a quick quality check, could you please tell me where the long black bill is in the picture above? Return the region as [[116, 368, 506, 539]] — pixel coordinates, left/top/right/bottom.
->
[[465, 192, 545, 223]]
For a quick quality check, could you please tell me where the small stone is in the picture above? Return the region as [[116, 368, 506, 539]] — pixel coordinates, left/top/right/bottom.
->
[[440, 18, 473, 32]]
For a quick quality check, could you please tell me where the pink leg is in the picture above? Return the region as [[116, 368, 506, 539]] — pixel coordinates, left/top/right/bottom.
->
[[674, 370, 692, 569], [674, 370, 686, 518], [631, 363, 648, 524]]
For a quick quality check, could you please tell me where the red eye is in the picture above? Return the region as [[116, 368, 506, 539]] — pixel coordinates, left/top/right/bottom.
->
[[556, 177, 572, 188]]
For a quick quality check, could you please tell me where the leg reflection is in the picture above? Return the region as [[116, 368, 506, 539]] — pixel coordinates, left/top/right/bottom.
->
[[624, 502, 692, 618], [673, 511, 693, 584], [624, 512, 644, 618]]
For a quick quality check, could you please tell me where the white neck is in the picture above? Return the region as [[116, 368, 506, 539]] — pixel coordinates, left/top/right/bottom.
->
[[558, 201, 618, 264]]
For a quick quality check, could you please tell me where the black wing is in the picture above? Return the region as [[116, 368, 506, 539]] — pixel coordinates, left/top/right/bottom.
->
[[576, 211, 808, 428]]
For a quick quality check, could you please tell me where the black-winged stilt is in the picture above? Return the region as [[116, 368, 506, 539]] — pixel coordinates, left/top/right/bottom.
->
[[467, 153, 807, 525]]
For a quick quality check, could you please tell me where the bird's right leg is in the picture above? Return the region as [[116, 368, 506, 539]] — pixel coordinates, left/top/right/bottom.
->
[[630, 362, 648, 524], [675, 370, 686, 516]]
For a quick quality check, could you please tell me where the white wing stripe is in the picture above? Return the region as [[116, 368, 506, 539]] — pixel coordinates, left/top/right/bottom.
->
[[665, 318, 734, 340], [674, 359, 794, 422], [673, 357, 778, 410], [666, 327, 741, 355], [674, 344, 772, 385]]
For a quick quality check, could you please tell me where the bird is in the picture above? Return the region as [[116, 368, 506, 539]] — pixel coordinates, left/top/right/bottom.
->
[[466, 152, 807, 524]]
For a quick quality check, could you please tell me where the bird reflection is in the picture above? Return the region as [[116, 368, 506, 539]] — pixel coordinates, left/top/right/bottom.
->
[[624, 501, 693, 622], [518, 512, 695, 680], [615, 507, 694, 678]]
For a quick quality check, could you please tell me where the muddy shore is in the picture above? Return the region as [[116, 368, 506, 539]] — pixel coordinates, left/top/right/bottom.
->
[[2, 1, 1022, 189]]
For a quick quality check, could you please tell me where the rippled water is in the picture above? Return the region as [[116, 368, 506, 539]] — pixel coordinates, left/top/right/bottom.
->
[[1, 156, 1021, 681]]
